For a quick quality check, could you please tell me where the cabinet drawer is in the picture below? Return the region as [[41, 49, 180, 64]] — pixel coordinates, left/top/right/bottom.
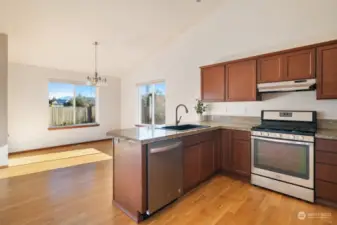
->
[[316, 180, 337, 203], [232, 130, 250, 141], [316, 163, 337, 183], [183, 132, 213, 147], [316, 151, 337, 166], [316, 138, 337, 153], [183, 134, 200, 147]]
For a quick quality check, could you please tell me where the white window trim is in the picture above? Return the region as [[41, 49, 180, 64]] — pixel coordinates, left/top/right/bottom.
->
[[48, 80, 99, 128]]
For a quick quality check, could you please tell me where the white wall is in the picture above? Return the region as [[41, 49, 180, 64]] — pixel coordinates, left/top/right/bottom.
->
[[121, 0, 337, 128], [0, 34, 8, 166], [8, 63, 121, 153]]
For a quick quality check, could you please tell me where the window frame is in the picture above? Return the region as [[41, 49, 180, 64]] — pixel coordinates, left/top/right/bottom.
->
[[48, 80, 99, 130], [137, 80, 166, 126]]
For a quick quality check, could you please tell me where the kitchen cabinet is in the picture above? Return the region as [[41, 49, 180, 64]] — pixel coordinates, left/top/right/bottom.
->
[[183, 144, 201, 192], [200, 140, 215, 181], [201, 65, 226, 101], [112, 138, 147, 222], [226, 60, 258, 101], [258, 48, 315, 83], [315, 138, 337, 206], [283, 48, 315, 81], [316, 43, 337, 99], [214, 130, 221, 171], [221, 130, 251, 178], [183, 131, 217, 192], [231, 139, 251, 177], [257, 54, 283, 83], [221, 129, 231, 171]]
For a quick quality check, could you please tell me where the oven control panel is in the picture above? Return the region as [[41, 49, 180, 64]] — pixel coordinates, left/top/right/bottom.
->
[[251, 131, 314, 142]]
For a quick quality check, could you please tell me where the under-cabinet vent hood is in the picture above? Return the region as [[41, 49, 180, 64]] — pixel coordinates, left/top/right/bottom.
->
[[258, 79, 316, 93]]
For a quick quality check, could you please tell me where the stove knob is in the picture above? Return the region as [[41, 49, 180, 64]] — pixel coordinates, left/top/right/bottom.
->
[[289, 135, 295, 139], [297, 136, 304, 140], [275, 133, 281, 138]]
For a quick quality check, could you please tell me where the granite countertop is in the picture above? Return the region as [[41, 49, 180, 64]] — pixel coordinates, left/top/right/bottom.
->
[[316, 129, 337, 140], [106, 120, 337, 143], [106, 121, 255, 144]]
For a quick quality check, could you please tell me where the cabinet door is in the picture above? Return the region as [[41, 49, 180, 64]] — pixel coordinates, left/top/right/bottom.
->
[[283, 48, 315, 81], [200, 140, 215, 181], [183, 144, 201, 192], [226, 60, 257, 101], [201, 66, 226, 101], [257, 54, 283, 83], [231, 139, 251, 177], [221, 129, 232, 171], [317, 44, 337, 99], [213, 130, 221, 171]]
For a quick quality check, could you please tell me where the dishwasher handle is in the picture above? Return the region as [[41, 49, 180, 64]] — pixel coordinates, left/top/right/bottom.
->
[[149, 141, 182, 154]]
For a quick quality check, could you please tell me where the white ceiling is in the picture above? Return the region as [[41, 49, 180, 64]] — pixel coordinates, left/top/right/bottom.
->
[[0, 0, 225, 77]]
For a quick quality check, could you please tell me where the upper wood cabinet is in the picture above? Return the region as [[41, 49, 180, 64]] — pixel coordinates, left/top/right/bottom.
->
[[258, 48, 315, 83], [283, 48, 315, 81], [316, 43, 337, 99], [226, 60, 258, 101], [201, 65, 226, 101], [257, 54, 283, 83], [201, 39, 337, 100]]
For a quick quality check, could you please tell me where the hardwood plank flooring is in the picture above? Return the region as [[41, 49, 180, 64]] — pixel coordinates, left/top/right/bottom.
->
[[0, 140, 336, 225]]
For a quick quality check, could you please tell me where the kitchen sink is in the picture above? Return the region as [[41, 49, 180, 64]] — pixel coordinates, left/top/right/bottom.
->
[[160, 124, 210, 131]]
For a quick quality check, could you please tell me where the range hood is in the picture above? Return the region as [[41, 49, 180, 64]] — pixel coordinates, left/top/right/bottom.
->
[[258, 79, 316, 93]]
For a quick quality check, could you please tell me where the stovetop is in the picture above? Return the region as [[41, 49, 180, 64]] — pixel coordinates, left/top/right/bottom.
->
[[252, 124, 316, 136]]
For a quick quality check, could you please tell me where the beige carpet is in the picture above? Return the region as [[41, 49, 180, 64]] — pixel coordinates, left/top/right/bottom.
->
[[0, 148, 112, 179]]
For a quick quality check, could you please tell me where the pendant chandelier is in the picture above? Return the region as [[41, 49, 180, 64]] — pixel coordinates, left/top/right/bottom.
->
[[87, 41, 108, 87]]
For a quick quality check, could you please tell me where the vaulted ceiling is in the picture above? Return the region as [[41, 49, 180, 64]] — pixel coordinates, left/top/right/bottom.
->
[[0, 0, 225, 77]]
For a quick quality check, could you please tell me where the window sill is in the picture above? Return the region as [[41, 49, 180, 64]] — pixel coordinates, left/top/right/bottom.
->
[[48, 123, 100, 131]]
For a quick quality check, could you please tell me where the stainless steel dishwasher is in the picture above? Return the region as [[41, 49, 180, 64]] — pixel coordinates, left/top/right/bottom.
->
[[147, 139, 183, 215]]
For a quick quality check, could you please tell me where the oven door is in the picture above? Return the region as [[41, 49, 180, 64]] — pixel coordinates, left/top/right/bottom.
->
[[251, 136, 314, 188]]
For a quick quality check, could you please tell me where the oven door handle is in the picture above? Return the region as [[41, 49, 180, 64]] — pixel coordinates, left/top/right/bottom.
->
[[251, 136, 313, 146]]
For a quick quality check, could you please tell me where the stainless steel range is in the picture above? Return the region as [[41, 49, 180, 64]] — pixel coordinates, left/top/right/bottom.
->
[[251, 110, 317, 202]]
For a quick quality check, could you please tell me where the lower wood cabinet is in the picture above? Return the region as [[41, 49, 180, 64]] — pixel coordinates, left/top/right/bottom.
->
[[232, 139, 251, 177], [183, 144, 201, 192], [183, 131, 217, 192], [183, 129, 251, 193], [315, 138, 337, 206], [221, 129, 251, 178], [200, 140, 215, 181], [221, 129, 231, 171]]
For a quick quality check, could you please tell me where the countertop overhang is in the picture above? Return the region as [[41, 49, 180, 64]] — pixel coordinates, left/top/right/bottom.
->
[[107, 121, 254, 144], [107, 121, 337, 143]]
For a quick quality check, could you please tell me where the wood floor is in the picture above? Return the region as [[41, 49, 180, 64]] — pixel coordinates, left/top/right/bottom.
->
[[0, 140, 336, 225]]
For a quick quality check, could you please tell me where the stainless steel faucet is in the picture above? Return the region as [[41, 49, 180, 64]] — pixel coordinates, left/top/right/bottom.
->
[[176, 104, 189, 126]]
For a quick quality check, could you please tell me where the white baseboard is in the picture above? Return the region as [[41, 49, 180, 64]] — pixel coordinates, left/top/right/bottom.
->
[[0, 144, 8, 167]]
